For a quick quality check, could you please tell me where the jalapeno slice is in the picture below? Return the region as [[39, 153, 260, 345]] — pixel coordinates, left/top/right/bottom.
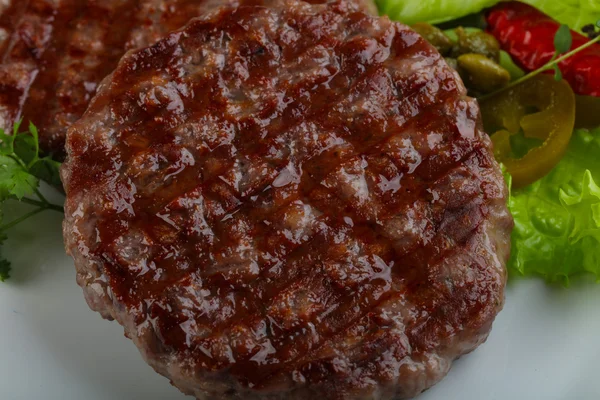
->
[[480, 75, 576, 188]]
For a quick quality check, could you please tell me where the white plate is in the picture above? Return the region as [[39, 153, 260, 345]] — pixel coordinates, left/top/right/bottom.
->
[[1, 190, 600, 400]]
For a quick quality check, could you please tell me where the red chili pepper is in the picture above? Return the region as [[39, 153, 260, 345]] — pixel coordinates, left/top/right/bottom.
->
[[486, 2, 600, 97]]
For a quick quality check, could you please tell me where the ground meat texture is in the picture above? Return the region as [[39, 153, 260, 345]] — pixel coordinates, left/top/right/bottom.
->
[[0, 0, 376, 159], [62, 1, 513, 399]]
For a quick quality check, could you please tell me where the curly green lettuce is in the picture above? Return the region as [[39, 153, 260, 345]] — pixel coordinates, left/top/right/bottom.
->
[[378, 0, 600, 31], [528, 0, 600, 31], [508, 128, 600, 284]]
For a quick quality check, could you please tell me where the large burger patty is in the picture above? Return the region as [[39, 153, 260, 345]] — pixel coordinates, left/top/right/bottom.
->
[[0, 0, 375, 158], [62, 0, 513, 398]]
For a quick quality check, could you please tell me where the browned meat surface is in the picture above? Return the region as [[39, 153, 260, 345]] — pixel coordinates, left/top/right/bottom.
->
[[62, 0, 512, 398], [0, 0, 376, 159]]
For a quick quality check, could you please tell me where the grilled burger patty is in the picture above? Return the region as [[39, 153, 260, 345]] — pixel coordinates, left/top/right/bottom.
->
[[62, 0, 512, 398]]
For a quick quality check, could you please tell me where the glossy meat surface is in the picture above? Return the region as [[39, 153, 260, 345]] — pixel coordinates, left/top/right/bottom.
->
[[62, 1, 512, 398], [0, 0, 375, 158]]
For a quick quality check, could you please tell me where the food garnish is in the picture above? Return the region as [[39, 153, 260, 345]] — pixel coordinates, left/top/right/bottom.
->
[[378, 0, 600, 31], [486, 3, 600, 97], [411, 24, 511, 95], [480, 75, 576, 188], [0, 122, 63, 281], [508, 128, 600, 284]]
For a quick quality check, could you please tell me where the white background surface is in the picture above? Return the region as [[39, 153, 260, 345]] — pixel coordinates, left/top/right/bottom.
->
[[1, 193, 599, 400]]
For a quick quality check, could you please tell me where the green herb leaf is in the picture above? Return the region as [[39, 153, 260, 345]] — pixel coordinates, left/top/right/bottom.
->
[[0, 256, 10, 282], [0, 129, 15, 156], [12, 122, 41, 168], [0, 212, 9, 282], [0, 122, 64, 282], [11, 120, 21, 137], [0, 154, 25, 200], [9, 169, 39, 199], [553, 64, 563, 81], [30, 157, 62, 187], [554, 24, 573, 54], [13, 133, 37, 166], [0, 153, 39, 200]]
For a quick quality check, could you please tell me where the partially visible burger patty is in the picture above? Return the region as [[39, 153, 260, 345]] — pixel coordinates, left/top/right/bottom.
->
[[62, 0, 513, 398], [0, 0, 376, 158]]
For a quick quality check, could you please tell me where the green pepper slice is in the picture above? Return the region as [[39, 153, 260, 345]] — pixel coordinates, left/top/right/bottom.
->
[[480, 75, 576, 188]]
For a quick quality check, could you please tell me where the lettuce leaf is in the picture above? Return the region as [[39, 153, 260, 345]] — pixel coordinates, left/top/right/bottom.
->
[[508, 128, 600, 284], [377, 0, 497, 26], [526, 0, 600, 31], [378, 0, 600, 31]]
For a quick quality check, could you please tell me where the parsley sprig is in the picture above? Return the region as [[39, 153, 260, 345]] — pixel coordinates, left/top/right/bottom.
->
[[480, 19, 600, 100], [0, 121, 63, 281]]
